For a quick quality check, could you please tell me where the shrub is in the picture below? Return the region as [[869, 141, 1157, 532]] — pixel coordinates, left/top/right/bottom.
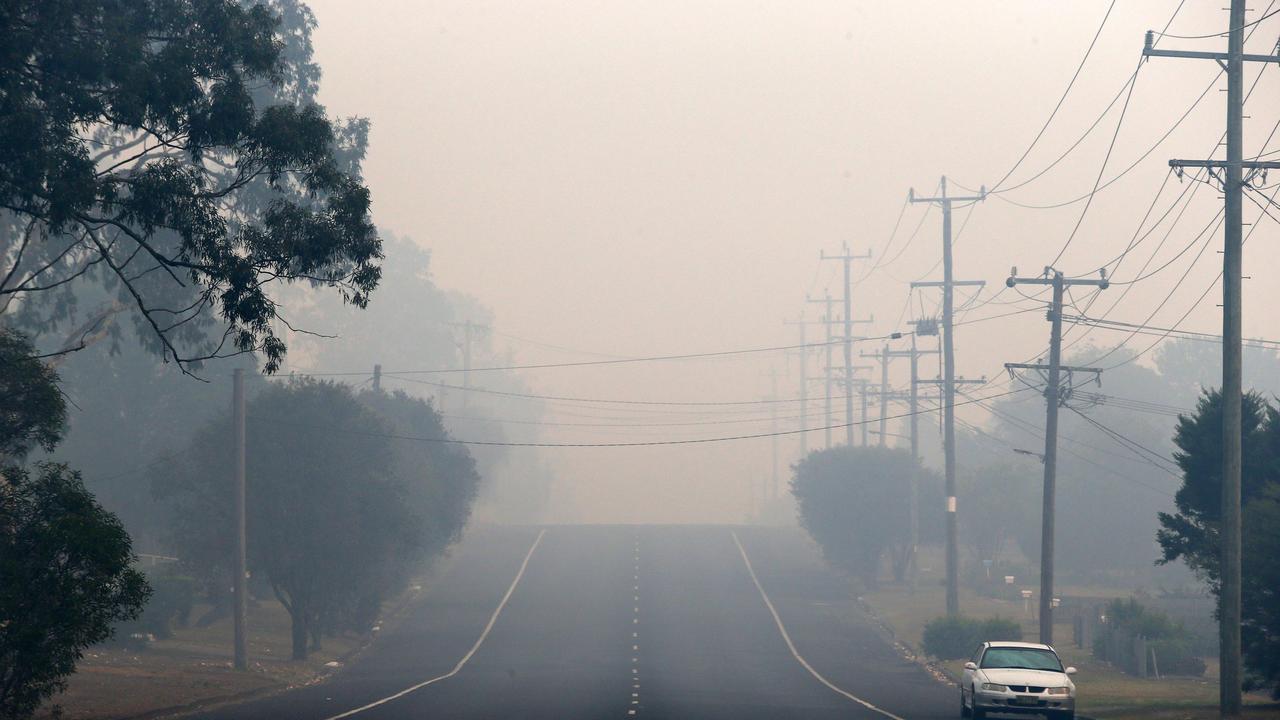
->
[[923, 615, 1023, 659], [1094, 597, 1205, 677], [108, 572, 196, 647]]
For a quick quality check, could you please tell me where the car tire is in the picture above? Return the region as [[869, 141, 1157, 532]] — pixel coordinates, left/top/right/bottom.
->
[[970, 691, 986, 720], [960, 689, 970, 718]]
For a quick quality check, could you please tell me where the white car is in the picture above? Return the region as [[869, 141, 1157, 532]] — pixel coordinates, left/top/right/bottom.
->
[[960, 641, 1077, 720]]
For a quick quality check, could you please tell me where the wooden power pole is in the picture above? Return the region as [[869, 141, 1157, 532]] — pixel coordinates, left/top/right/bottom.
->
[[1141, 9, 1280, 713], [909, 176, 986, 616], [1006, 267, 1108, 645], [886, 322, 940, 589], [821, 243, 871, 447], [807, 293, 838, 449]]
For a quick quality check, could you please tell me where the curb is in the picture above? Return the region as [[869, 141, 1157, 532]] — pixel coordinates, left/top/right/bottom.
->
[[852, 596, 958, 688]]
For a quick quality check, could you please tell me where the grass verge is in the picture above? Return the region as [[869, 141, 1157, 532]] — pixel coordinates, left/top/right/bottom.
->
[[859, 577, 1275, 719], [36, 572, 432, 720]]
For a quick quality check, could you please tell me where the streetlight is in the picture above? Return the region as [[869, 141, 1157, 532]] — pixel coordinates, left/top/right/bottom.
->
[[870, 429, 911, 441], [1013, 447, 1045, 463]]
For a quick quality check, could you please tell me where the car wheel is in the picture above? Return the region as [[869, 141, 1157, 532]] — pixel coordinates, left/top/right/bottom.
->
[[960, 688, 970, 717], [970, 690, 986, 720]]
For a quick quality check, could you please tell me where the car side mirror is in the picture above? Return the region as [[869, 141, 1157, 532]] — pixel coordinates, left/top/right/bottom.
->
[[964, 662, 978, 670], [1065, 667, 1077, 675]]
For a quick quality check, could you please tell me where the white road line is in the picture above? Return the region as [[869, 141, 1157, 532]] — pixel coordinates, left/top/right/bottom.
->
[[322, 529, 547, 720], [730, 531, 905, 720]]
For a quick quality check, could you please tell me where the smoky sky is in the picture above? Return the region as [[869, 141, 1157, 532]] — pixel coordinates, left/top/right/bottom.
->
[[299, 1, 1279, 523]]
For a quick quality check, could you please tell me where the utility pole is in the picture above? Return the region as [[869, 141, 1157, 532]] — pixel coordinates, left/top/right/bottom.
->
[[821, 243, 871, 446], [807, 293, 837, 449], [909, 176, 986, 616], [887, 319, 940, 590], [767, 367, 780, 500], [447, 320, 489, 410], [880, 345, 889, 445], [372, 363, 382, 392], [859, 345, 894, 446], [1006, 267, 1109, 645], [809, 294, 873, 449], [231, 369, 247, 671], [828, 363, 874, 438], [857, 379, 870, 446], [462, 320, 474, 409], [1142, 14, 1280, 714], [783, 317, 811, 457]]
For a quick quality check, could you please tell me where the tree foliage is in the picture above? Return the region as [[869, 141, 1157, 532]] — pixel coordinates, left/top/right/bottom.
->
[[1158, 389, 1280, 695], [0, 329, 65, 458], [357, 387, 480, 560], [922, 616, 1022, 660], [791, 446, 935, 588], [1093, 598, 1206, 677], [0, 463, 149, 719], [0, 0, 381, 373], [957, 459, 1039, 571], [156, 379, 479, 660]]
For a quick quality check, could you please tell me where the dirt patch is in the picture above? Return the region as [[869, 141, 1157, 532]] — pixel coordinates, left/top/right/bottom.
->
[[35, 593, 395, 719]]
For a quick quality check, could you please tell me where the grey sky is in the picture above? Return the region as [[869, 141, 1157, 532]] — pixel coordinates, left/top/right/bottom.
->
[[302, 1, 1279, 523]]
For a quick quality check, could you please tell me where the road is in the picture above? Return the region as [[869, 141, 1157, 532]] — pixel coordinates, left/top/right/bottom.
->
[[190, 525, 956, 720]]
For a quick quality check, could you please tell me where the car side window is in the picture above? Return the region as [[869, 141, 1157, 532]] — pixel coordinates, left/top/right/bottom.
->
[[971, 647, 984, 665]]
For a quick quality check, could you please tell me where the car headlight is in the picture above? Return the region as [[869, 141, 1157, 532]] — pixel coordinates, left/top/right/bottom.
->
[[1046, 687, 1070, 696], [981, 683, 1008, 692]]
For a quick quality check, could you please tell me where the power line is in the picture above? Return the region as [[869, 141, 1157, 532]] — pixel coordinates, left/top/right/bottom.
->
[[244, 387, 1032, 449], [1077, 391, 1190, 417], [279, 301, 1033, 387], [1095, 181, 1280, 372], [1153, 6, 1280, 39], [1106, 205, 1224, 286], [1068, 314, 1280, 349], [950, 412, 1174, 499], [994, 68, 1216, 211], [1085, 210, 1223, 368], [991, 68, 1140, 196], [955, 1, 1185, 201], [1055, 50, 1276, 356], [962, 393, 1178, 497], [288, 328, 915, 378], [1050, 55, 1144, 267], [996, 0, 1276, 212], [857, 195, 912, 282], [986, 0, 1120, 193], [1066, 405, 1181, 477]]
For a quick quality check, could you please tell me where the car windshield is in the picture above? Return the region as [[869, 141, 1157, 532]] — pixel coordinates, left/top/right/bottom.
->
[[980, 647, 1064, 672]]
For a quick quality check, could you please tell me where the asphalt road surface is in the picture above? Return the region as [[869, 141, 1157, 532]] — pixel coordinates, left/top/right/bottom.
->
[[190, 525, 957, 720]]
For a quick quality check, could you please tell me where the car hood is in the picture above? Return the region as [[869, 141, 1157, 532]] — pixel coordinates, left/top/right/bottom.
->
[[980, 668, 1069, 687]]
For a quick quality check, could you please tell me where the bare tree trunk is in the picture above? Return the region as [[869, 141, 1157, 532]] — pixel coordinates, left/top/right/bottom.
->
[[291, 609, 308, 660], [309, 618, 322, 652]]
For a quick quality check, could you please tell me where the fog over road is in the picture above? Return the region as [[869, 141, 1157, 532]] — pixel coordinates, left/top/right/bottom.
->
[[190, 526, 955, 719]]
